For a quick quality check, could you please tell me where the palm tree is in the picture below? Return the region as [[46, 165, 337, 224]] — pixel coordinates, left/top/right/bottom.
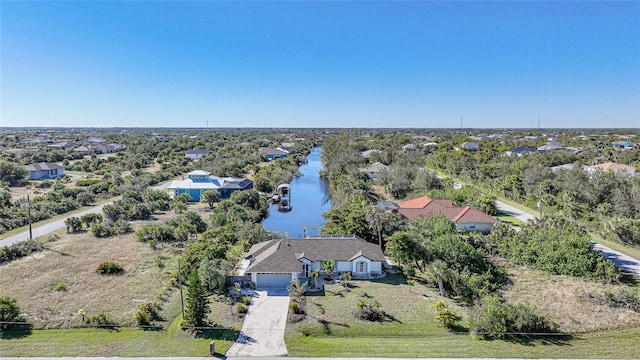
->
[[309, 269, 320, 289], [366, 206, 386, 249], [427, 260, 449, 297]]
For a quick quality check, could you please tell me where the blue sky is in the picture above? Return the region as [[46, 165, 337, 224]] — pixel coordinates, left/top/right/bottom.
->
[[1, 1, 639, 128]]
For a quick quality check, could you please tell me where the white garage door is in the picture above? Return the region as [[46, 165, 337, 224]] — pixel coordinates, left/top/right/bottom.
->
[[256, 273, 292, 288]]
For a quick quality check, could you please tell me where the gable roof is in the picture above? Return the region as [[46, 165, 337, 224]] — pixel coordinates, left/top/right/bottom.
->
[[393, 196, 496, 224], [25, 162, 64, 171], [358, 162, 389, 173], [186, 149, 209, 155], [588, 162, 636, 173], [245, 237, 385, 274], [263, 148, 289, 156]]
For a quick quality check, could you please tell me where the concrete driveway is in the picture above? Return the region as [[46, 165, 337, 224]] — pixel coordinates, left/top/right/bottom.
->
[[226, 289, 290, 357]]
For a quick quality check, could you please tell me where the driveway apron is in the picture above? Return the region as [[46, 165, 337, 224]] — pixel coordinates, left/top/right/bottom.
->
[[226, 289, 290, 357]]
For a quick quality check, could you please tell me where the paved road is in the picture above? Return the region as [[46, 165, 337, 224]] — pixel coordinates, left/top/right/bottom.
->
[[495, 200, 640, 276], [0, 180, 175, 248], [0, 204, 108, 247], [494, 200, 536, 224], [226, 289, 290, 357]]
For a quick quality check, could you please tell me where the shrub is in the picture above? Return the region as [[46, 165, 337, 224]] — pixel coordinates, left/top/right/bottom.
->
[[89, 312, 114, 327], [0, 296, 21, 324], [0, 239, 45, 265], [236, 303, 248, 314], [354, 298, 386, 321], [96, 260, 124, 275], [241, 296, 252, 305], [134, 300, 161, 325], [91, 223, 110, 238], [433, 300, 458, 328], [470, 295, 557, 339], [289, 300, 304, 314], [64, 217, 83, 233], [53, 282, 68, 291], [80, 213, 102, 228], [587, 289, 640, 312]]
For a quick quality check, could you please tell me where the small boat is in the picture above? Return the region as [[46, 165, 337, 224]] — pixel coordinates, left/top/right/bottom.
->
[[278, 199, 292, 212], [276, 184, 291, 211]]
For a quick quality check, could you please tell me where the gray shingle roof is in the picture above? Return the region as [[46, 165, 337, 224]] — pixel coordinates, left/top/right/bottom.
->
[[246, 237, 385, 274], [25, 162, 64, 171]]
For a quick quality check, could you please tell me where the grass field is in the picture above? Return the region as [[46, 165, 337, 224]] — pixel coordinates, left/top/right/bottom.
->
[[285, 274, 640, 358], [0, 212, 244, 357]]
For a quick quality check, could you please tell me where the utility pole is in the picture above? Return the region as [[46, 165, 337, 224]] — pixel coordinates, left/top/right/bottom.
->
[[27, 195, 33, 240], [178, 262, 185, 320], [537, 188, 543, 219]]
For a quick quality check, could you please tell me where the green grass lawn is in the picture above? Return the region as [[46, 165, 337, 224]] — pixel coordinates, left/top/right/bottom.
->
[[285, 274, 640, 358], [495, 213, 526, 226], [0, 292, 242, 357], [0, 325, 236, 357]]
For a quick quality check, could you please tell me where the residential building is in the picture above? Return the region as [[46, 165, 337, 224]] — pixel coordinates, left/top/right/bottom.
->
[[25, 162, 65, 180], [358, 162, 389, 179], [390, 196, 497, 232], [185, 149, 209, 160], [167, 170, 253, 201], [241, 236, 386, 288]]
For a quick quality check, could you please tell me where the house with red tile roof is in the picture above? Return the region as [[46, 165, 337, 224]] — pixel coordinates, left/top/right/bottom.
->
[[586, 162, 636, 176], [390, 196, 497, 233]]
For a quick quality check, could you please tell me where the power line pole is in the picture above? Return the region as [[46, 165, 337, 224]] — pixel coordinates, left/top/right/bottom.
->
[[178, 262, 185, 320], [27, 195, 33, 240]]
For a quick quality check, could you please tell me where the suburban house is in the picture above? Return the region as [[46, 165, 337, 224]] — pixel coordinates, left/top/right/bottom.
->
[[25, 162, 65, 180], [185, 149, 209, 160], [460, 142, 480, 151], [587, 162, 636, 176], [262, 147, 290, 161], [505, 146, 537, 157], [537, 141, 564, 152], [613, 141, 636, 150], [241, 236, 386, 288], [389, 196, 497, 232], [167, 170, 253, 201], [358, 162, 389, 179], [402, 144, 417, 151], [360, 149, 382, 158], [373, 201, 400, 211]]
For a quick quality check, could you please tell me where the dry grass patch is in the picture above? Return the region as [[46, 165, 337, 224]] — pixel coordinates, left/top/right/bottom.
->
[[502, 262, 640, 332], [0, 229, 177, 328]]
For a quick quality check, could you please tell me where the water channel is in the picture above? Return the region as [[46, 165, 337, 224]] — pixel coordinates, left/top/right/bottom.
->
[[261, 148, 332, 238]]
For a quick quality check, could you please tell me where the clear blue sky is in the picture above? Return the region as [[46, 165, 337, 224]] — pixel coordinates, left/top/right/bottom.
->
[[1, 1, 639, 128]]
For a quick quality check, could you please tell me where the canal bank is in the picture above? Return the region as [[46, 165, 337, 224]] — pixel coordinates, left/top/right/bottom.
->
[[261, 148, 331, 237]]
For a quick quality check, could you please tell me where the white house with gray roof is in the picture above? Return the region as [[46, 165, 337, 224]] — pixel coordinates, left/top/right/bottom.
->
[[242, 236, 386, 288], [25, 162, 65, 180]]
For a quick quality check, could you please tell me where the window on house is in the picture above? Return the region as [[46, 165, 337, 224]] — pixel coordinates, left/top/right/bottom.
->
[[358, 262, 366, 272]]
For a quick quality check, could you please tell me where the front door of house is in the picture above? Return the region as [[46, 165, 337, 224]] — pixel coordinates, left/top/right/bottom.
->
[[302, 264, 309, 277], [357, 261, 367, 273]]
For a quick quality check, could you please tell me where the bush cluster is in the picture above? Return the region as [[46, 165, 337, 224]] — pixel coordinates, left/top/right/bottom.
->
[[483, 223, 620, 283], [134, 300, 162, 326], [136, 211, 208, 245], [96, 260, 124, 275], [91, 220, 132, 238], [587, 289, 640, 312], [354, 298, 386, 321], [470, 295, 557, 339], [0, 239, 45, 265]]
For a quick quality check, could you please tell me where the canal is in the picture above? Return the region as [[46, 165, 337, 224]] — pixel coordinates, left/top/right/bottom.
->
[[261, 148, 332, 238]]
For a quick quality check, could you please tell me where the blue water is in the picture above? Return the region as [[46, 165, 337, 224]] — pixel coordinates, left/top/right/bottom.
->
[[261, 148, 332, 238]]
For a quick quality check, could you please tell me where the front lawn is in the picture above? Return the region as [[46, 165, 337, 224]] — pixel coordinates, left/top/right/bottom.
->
[[285, 274, 640, 358]]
